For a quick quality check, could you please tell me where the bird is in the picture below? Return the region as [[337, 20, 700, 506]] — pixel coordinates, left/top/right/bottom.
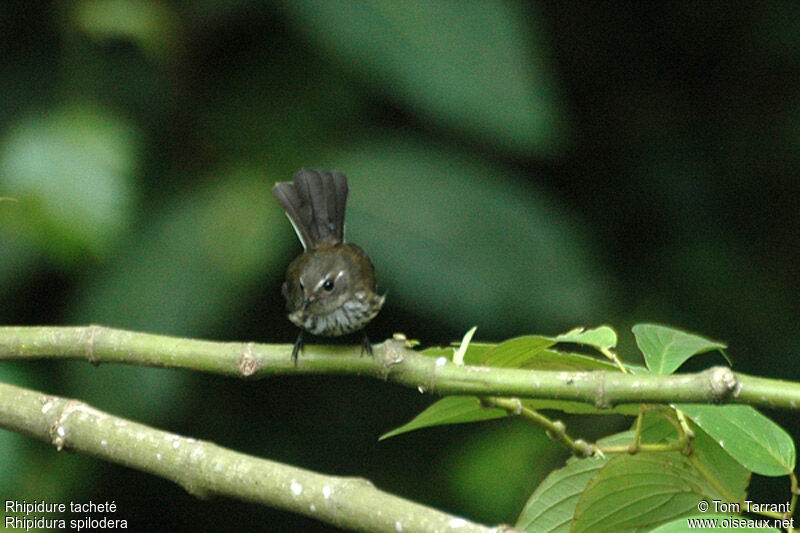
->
[[272, 169, 385, 363]]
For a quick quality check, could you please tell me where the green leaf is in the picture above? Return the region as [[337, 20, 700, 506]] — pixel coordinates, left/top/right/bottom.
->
[[478, 336, 554, 366], [0, 104, 139, 262], [479, 337, 618, 371], [423, 336, 631, 418], [554, 325, 618, 350], [618, 413, 750, 500], [517, 411, 751, 532], [690, 420, 751, 502], [425, 336, 620, 372], [572, 452, 724, 533], [516, 455, 608, 532], [632, 412, 750, 501], [397, 332, 631, 432], [632, 324, 727, 374], [605, 411, 677, 448], [379, 396, 506, 440], [515, 416, 681, 532], [678, 404, 796, 476], [421, 343, 495, 365], [279, 1, 568, 156], [450, 342, 495, 362]]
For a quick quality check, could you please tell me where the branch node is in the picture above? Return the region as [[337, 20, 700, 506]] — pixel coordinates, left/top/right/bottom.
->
[[509, 398, 523, 416], [594, 372, 610, 409], [707, 366, 737, 401], [86, 324, 102, 367], [181, 481, 212, 500], [572, 439, 594, 458], [545, 420, 566, 441], [238, 342, 259, 377], [49, 400, 83, 451], [342, 476, 375, 488], [380, 338, 406, 367], [40, 395, 57, 414]]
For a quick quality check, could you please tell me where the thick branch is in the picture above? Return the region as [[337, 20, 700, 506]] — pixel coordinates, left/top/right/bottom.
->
[[0, 380, 495, 533], [1, 326, 799, 410]]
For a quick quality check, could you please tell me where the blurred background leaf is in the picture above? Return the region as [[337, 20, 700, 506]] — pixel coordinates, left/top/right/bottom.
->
[[277, 0, 569, 156], [0, 104, 139, 262], [1, 0, 799, 530], [70, 0, 183, 65], [334, 136, 609, 334]]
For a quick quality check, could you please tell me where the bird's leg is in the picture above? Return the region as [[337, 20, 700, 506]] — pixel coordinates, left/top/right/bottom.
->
[[361, 333, 374, 357], [292, 330, 304, 366]]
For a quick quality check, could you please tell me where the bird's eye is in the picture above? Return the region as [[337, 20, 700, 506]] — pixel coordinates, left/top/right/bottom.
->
[[323, 279, 334, 291]]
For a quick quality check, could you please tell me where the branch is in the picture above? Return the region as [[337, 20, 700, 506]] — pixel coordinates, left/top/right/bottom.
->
[[0, 380, 497, 533], [1, 326, 799, 409]]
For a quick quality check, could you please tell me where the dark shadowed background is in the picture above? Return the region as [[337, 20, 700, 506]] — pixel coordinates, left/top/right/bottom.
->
[[1, 1, 799, 530]]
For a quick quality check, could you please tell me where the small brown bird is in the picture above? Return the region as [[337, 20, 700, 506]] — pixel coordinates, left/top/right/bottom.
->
[[272, 169, 385, 362]]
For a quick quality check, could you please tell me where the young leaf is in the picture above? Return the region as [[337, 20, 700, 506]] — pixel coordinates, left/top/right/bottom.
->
[[420, 346, 455, 358], [479, 337, 619, 371], [478, 336, 555, 366], [421, 343, 495, 365], [554, 325, 618, 350], [678, 404, 796, 476], [451, 342, 494, 363], [428, 336, 622, 373], [632, 324, 727, 374], [453, 326, 477, 365], [379, 396, 506, 441]]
